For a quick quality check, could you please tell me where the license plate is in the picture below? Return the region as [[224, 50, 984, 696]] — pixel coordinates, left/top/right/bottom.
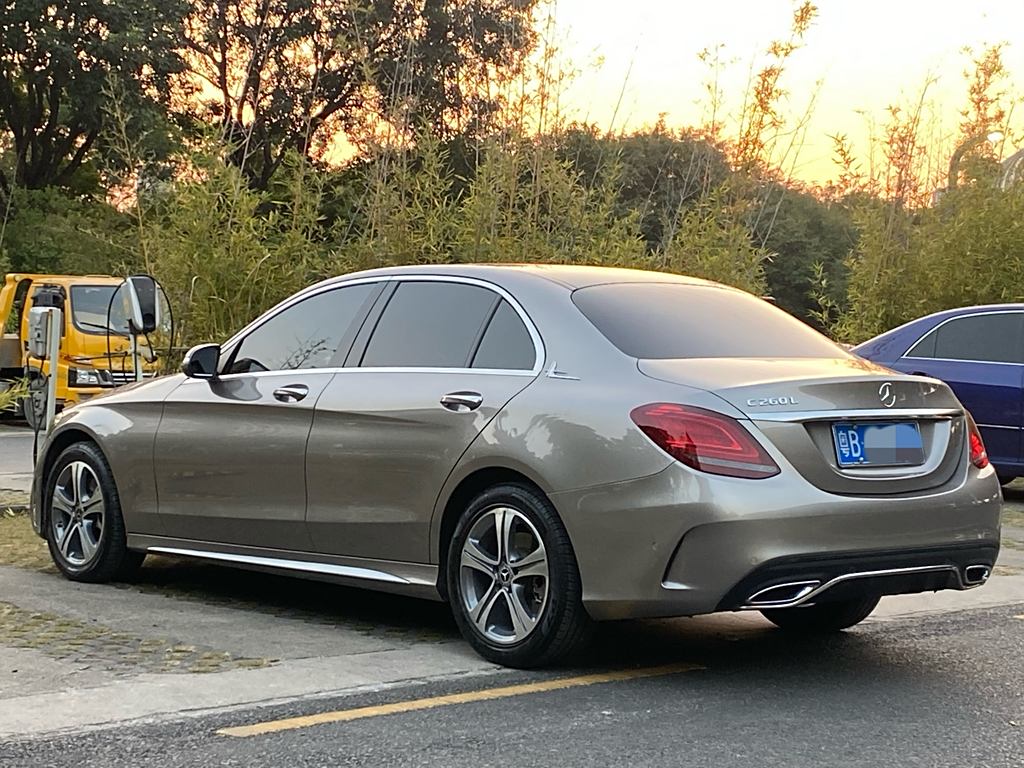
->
[[831, 422, 924, 468]]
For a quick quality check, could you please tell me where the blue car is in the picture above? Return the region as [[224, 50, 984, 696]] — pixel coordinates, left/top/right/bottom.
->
[[853, 304, 1024, 484]]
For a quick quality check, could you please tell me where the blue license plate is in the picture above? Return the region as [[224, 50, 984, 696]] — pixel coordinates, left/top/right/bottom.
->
[[831, 422, 924, 468]]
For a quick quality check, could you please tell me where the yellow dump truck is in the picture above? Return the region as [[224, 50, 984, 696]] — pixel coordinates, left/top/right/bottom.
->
[[0, 273, 160, 424]]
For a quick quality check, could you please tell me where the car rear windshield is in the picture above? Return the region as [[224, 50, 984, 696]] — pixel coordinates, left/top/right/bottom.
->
[[572, 283, 848, 359]]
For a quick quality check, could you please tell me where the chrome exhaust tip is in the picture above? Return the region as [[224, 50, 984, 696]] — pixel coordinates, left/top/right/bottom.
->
[[963, 564, 991, 586], [745, 580, 821, 608]]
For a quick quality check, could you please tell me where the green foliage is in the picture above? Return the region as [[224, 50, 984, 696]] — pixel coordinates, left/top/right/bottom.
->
[[335, 132, 647, 273], [556, 125, 731, 252], [0, 379, 27, 412], [142, 150, 332, 345], [0, 0, 187, 191], [0, 188, 129, 274], [656, 186, 769, 295], [835, 183, 1024, 343], [754, 189, 856, 322]]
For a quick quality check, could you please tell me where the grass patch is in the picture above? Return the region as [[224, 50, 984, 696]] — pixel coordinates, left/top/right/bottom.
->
[[0, 513, 53, 572]]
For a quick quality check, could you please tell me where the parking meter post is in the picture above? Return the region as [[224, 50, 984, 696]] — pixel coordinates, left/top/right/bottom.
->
[[44, 307, 60, 434]]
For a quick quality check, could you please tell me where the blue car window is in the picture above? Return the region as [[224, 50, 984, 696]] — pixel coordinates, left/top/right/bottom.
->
[[907, 312, 1023, 364]]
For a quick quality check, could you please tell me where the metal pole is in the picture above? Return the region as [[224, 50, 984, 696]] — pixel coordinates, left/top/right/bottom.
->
[[44, 308, 61, 434], [131, 333, 142, 383]]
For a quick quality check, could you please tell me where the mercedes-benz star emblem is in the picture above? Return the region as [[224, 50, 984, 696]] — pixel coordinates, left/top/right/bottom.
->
[[879, 382, 897, 408]]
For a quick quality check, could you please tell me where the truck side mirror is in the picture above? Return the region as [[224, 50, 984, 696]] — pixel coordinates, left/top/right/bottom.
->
[[182, 344, 221, 379], [125, 275, 161, 335]]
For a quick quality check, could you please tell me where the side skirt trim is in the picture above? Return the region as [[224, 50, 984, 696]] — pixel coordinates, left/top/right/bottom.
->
[[148, 546, 412, 584], [130, 536, 441, 599]]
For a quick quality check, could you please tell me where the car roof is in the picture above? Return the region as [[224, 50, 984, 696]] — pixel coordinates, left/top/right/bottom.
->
[[852, 302, 1024, 359], [917, 303, 1024, 321], [6, 274, 125, 286], [324, 263, 718, 290]]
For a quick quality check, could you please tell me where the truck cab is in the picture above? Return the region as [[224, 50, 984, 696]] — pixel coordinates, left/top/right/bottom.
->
[[1, 273, 160, 419]]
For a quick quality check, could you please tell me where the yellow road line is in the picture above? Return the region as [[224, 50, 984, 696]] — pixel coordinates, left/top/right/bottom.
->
[[218, 662, 703, 738]]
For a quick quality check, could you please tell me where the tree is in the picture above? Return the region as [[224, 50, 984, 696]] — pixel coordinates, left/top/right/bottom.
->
[[753, 187, 855, 322], [557, 125, 731, 252], [0, 0, 187, 193], [183, 0, 539, 188]]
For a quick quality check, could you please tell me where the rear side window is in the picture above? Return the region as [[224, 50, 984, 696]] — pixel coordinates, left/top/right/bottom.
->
[[907, 313, 1023, 364], [572, 283, 846, 359], [472, 301, 536, 370], [362, 282, 498, 368]]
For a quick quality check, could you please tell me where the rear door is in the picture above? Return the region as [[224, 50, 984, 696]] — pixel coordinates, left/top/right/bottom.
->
[[305, 277, 542, 563], [154, 281, 383, 549], [891, 311, 1023, 470]]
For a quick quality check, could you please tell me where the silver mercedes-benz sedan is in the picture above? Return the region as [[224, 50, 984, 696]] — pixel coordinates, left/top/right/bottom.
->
[[31, 265, 1001, 667]]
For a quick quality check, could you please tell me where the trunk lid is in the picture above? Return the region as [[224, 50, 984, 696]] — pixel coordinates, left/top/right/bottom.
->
[[639, 357, 966, 495]]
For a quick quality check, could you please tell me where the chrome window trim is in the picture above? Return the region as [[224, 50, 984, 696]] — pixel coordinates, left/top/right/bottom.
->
[[902, 308, 1024, 365], [219, 274, 545, 377], [902, 356, 1024, 367], [976, 423, 1018, 431]]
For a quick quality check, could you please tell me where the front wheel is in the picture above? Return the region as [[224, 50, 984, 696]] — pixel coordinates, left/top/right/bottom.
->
[[45, 442, 144, 582], [761, 595, 880, 633], [447, 483, 592, 668]]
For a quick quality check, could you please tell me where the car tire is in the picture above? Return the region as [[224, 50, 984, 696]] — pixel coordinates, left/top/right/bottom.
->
[[760, 595, 880, 633], [44, 442, 144, 583], [447, 483, 592, 668], [997, 473, 1017, 487]]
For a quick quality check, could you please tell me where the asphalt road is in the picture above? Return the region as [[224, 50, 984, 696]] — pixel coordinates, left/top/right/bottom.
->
[[2, 604, 1022, 768], [1, 423, 1023, 766], [0, 423, 33, 494]]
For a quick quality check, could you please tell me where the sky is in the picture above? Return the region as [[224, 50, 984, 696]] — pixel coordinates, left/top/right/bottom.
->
[[548, 0, 1024, 185]]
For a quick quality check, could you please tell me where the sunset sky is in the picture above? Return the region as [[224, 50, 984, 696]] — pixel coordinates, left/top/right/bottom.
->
[[550, 0, 1023, 185]]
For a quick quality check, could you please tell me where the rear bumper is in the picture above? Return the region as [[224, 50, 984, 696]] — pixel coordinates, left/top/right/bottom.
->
[[551, 461, 1002, 621]]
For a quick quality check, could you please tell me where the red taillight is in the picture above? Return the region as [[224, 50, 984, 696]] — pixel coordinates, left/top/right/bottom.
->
[[966, 413, 989, 469], [630, 403, 780, 479]]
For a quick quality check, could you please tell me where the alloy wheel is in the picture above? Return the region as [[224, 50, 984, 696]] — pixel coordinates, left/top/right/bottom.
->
[[50, 461, 105, 567], [459, 506, 549, 645]]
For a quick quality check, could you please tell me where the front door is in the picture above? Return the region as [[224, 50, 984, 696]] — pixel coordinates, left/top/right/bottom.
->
[[154, 281, 384, 549]]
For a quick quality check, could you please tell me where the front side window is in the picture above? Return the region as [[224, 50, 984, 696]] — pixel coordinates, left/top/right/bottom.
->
[[230, 283, 380, 373], [907, 313, 1023, 364], [361, 281, 498, 368]]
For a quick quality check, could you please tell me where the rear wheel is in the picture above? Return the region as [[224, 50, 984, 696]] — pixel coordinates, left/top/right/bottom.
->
[[447, 483, 592, 668], [761, 595, 880, 633], [44, 442, 144, 582]]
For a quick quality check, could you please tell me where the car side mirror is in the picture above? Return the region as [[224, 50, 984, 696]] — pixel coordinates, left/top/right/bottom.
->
[[182, 343, 221, 379]]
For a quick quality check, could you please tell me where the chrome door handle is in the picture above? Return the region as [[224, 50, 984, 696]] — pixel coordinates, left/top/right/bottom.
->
[[273, 384, 309, 403], [440, 391, 483, 412]]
